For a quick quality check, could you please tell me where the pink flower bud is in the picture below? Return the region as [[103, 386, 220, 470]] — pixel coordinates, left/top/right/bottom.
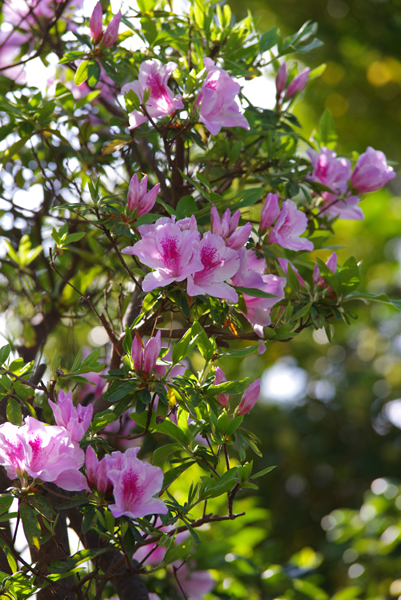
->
[[260, 192, 280, 234], [278, 258, 305, 286], [237, 379, 260, 415], [143, 330, 162, 374], [350, 146, 396, 193], [214, 367, 229, 408], [276, 63, 287, 97], [127, 173, 160, 216], [90, 2, 103, 44], [313, 252, 337, 286], [103, 10, 121, 48], [132, 332, 144, 371], [285, 67, 310, 100]]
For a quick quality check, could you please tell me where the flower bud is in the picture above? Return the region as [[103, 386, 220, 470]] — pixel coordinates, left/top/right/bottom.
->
[[275, 63, 287, 97], [102, 10, 121, 48], [214, 367, 229, 408], [284, 68, 310, 100], [260, 192, 280, 234], [237, 379, 260, 415], [90, 2, 103, 44]]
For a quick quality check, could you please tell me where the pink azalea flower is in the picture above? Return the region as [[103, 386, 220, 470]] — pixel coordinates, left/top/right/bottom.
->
[[106, 448, 167, 519], [132, 330, 161, 374], [186, 232, 240, 302], [313, 252, 337, 287], [306, 147, 351, 194], [210, 206, 252, 249], [284, 67, 310, 99], [197, 57, 250, 135], [214, 367, 229, 408], [320, 193, 364, 221], [48, 390, 93, 443], [232, 249, 286, 336], [277, 258, 305, 286], [237, 379, 261, 415], [176, 564, 214, 600], [122, 220, 203, 292], [351, 146, 396, 193], [127, 173, 160, 216], [260, 193, 280, 234], [0, 417, 88, 491], [122, 59, 184, 129], [276, 63, 287, 97], [78, 370, 106, 401], [269, 199, 314, 251]]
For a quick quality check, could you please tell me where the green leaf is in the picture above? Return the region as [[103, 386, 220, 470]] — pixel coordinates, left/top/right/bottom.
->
[[226, 415, 243, 437], [74, 60, 90, 86], [236, 287, 278, 299], [293, 578, 329, 599], [260, 26, 277, 53], [155, 419, 189, 447], [172, 327, 192, 364], [339, 257, 360, 294], [317, 108, 337, 150], [81, 506, 96, 535], [6, 398, 22, 426], [152, 443, 182, 467], [176, 195, 198, 219], [63, 232, 86, 245], [87, 60, 101, 87], [251, 465, 277, 479], [57, 498, 90, 510], [48, 548, 108, 574], [162, 461, 196, 492], [0, 538, 17, 573], [345, 292, 401, 311], [1, 134, 33, 166], [331, 587, 362, 600], [92, 410, 117, 432], [316, 257, 341, 296], [27, 494, 54, 520], [20, 503, 41, 550], [218, 344, 260, 358], [0, 345, 10, 365], [206, 378, 249, 397]]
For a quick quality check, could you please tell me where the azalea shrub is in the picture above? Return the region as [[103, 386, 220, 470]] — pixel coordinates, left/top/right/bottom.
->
[[0, 0, 398, 599]]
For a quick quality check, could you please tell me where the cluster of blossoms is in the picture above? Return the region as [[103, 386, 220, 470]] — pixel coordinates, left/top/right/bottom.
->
[[0, 390, 167, 519], [122, 57, 250, 136], [122, 179, 316, 336], [307, 146, 396, 220]]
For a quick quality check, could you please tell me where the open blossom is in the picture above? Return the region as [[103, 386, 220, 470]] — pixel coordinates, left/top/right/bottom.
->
[[214, 367, 229, 408], [313, 252, 337, 287], [260, 193, 280, 234], [187, 232, 239, 302], [197, 58, 250, 135], [237, 379, 260, 415], [106, 448, 167, 519], [127, 174, 160, 216], [269, 199, 314, 251], [284, 67, 310, 99], [48, 390, 93, 443], [132, 330, 161, 374], [0, 417, 88, 491], [122, 59, 184, 129], [232, 249, 285, 336], [278, 258, 305, 286], [122, 220, 203, 292], [351, 146, 396, 193], [210, 206, 252, 250]]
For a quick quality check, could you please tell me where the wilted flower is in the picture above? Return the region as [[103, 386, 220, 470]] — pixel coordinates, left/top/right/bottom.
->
[[122, 59, 184, 129], [197, 58, 250, 135]]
